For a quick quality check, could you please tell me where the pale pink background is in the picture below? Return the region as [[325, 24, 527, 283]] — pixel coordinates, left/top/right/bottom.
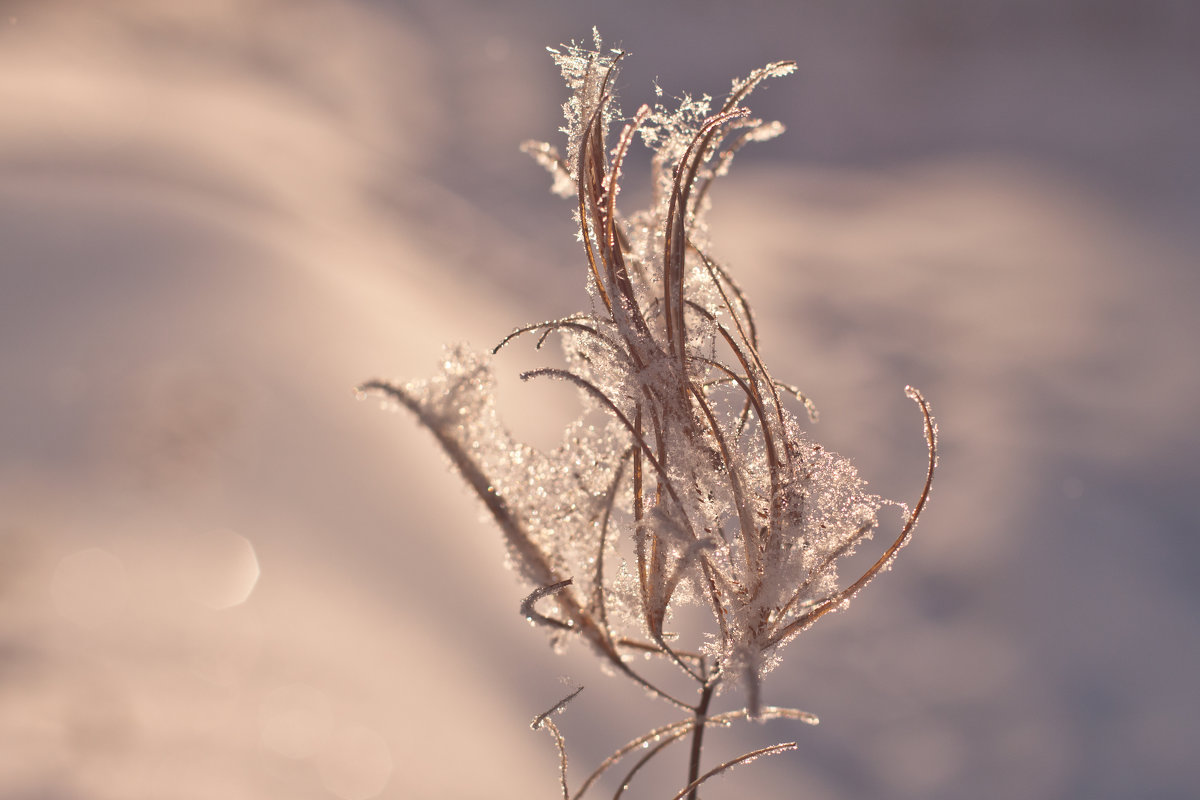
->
[[2, 2, 1197, 798]]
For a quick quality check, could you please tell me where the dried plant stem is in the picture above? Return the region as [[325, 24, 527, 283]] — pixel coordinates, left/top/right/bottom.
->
[[669, 742, 798, 800], [612, 734, 677, 800], [572, 706, 817, 800], [765, 386, 938, 649], [532, 686, 586, 731], [358, 379, 563, 593], [522, 579, 579, 631], [685, 681, 715, 800], [544, 718, 571, 800]]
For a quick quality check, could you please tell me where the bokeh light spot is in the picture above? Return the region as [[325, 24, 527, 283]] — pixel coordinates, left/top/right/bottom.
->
[[185, 528, 260, 609]]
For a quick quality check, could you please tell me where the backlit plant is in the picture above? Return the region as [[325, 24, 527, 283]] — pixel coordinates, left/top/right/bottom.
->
[[362, 32, 936, 799]]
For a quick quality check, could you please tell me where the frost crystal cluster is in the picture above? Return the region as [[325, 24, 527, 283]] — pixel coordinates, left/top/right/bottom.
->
[[364, 33, 936, 798]]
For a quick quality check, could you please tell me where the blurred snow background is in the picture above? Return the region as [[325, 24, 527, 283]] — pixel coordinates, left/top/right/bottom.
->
[[1, 1, 1197, 798]]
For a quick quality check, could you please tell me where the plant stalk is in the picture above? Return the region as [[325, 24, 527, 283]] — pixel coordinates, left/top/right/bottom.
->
[[686, 681, 715, 800]]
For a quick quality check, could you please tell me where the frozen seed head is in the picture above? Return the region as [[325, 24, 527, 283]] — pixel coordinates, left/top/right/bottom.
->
[[364, 33, 935, 719]]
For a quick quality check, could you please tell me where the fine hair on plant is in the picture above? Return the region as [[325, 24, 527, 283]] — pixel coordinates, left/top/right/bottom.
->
[[361, 30, 937, 799]]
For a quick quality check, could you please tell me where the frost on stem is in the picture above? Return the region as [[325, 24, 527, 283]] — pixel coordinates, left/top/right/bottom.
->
[[362, 32, 936, 796], [532, 686, 583, 800]]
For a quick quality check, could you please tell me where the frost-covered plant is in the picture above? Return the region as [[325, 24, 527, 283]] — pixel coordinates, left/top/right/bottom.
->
[[362, 32, 936, 799]]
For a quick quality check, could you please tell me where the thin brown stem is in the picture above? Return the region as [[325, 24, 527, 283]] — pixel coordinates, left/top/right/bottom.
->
[[521, 579, 578, 631], [572, 706, 815, 800], [592, 450, 632, 643], [612, 735, 677, 800], [669, 742, 798, 800], [765, 386, 937, 648], [685, 680, 714, 800]]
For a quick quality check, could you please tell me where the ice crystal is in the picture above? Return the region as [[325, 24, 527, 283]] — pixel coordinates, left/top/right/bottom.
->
[[363, 34, 936, 789]]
